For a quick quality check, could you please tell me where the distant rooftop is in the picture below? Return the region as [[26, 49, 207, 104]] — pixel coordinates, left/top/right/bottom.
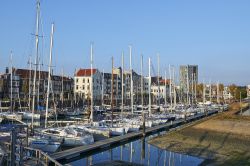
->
[[75, 69, 97, 77]]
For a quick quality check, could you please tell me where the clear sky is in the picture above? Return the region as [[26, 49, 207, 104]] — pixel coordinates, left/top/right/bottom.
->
[[0, 0, 249, 85]]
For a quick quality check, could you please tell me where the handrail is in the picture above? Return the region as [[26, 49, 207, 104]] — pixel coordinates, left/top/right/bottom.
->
[[3, 142, 62, 166]]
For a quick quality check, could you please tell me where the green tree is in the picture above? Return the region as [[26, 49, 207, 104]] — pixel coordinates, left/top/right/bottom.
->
[[219, 84, 224, 92], [196, 83, 204, 97], [235, 86, 247, 100], [228, 84, 237, 99]]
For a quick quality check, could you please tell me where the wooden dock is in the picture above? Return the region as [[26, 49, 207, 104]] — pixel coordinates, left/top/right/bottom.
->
[[51, 110, 218, 163]]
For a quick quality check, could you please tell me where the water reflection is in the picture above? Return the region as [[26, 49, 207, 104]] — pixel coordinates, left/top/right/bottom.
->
[[71, 137, 203, 166]]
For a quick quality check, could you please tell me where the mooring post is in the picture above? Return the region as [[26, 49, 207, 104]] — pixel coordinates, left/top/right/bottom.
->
[[10, 127, 17, 166], [141, 137, 145, 160], [143, 112, 146, 137]]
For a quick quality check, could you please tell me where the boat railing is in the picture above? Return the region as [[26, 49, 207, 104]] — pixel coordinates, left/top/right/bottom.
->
[[3, 142, 62, 166]]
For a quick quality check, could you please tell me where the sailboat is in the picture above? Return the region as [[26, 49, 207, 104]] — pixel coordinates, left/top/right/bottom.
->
[[105, 56, 130, 135], [82, 49, 128, 136], [29, 135, 61, 153], [38, 24, 94, 147], [27, 11, 61, 152], [17, 57, 40, 120], [0, 53, 23, 121], [119, 53, 143, 132], [41, 126, 94, 146]]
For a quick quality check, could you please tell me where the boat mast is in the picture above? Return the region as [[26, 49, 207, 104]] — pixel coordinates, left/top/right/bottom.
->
[[186, 67, 189, 105], [45, 23, 54, 129], [32, 0, 40, 129], [194, 73, 197, 104], [61, 68, 64, 108], [217, 81, 220, 104], [10, 51, 13, 113], [28, 56, 32, 111], [116, 74, 118, 107], [173, 67, 176, 108], [111, 57, 114, 127], [203, 80, 206, 104], [209, 80, 212, 102], [191, 74, 193, 105], [141, 54, 143, 107], [102, 69, 104, 106], [90, 43, 94, 123], [164, 69, 167, 107], [74, 69, 77, 107], [129, 45, 133, 114], [157, 54, 160, 106], [169, 65, 172, 112], [37, 58, 41, 107], [121, 52, 124, 118], [148, 58, 151, 116]]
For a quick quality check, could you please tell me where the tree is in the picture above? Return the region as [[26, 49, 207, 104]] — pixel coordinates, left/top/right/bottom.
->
[[219, 84, 224, 93], [196, 83, 204, 97], [228, 84, 237, 99], [235, 86, 247, 100]]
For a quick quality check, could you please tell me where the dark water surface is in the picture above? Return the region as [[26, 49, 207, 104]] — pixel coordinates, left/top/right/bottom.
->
[[70, 137, 203, 166]]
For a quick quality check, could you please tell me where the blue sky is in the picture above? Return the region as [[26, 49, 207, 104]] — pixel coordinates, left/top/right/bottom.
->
[[0, 0, 249, 85]]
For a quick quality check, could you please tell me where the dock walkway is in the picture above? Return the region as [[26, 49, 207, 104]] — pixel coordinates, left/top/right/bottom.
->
[[51, 110, 218, 163]]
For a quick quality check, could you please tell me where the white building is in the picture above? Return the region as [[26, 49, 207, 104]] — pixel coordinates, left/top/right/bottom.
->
[[223, 86, 233, 100], [151, 79, 170, 104], [247, 85, 250, 98], [74, 69, 102, 102]]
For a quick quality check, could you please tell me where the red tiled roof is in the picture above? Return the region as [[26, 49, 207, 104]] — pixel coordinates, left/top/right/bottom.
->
[[160, 79, 170, 85], [76, 69, 97, 77], [14, 68, 72, 81], [15, 68, 48, 79]]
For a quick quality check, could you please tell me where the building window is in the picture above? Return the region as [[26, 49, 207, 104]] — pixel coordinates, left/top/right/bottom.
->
[[83, 78, 85, 83], [76, 78, 78, 83]]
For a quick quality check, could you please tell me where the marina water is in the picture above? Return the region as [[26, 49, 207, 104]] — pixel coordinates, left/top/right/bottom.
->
[[70, 137, 203, 166]]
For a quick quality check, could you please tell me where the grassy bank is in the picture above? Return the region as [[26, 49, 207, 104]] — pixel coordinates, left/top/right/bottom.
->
[[148, 102, 250, 165]]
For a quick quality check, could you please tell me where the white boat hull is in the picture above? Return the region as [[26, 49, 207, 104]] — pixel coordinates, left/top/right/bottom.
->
[[41, 127, 94, 146], [110, 127, 129, 136], [29, 139, 60, 153], [22, 113, 40, 120]]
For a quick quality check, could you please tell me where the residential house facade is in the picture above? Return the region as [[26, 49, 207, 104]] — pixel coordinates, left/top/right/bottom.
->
[[74, 69, 102, 104]]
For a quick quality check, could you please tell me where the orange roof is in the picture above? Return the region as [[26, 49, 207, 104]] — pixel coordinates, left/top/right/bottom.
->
[[15, 68, 48, 79], [160, 79, 170, 85], [14, 68, 72, 81], [76, 69, 97, 77]]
